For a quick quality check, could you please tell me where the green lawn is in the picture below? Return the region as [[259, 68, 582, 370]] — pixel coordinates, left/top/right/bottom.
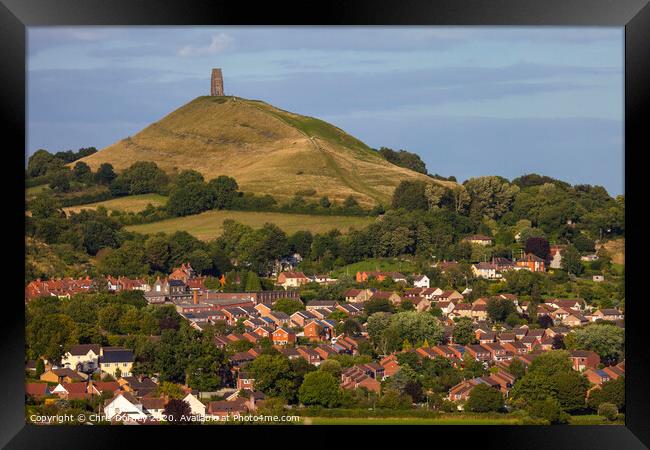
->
[[301, 416, 523, 425], [63, 193, 168, 214], [331, 257, 417, 277], [25, 184, 51, 198], [126, 209, 376, 241]]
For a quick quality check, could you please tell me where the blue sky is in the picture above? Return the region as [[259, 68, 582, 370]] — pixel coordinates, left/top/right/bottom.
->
[[27, 27, 624, 195]]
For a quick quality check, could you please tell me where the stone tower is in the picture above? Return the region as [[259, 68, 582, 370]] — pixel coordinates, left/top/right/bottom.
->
[[211, 68, 224, 96]]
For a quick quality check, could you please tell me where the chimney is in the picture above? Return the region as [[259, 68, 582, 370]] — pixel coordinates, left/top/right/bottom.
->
[[193, 290, 198, 305]]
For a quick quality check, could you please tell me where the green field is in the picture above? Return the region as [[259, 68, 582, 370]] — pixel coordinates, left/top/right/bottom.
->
[[25, 184, 51, 198], [301, 416, 522, 425], [126, 209, 376, 240], [63, 193, 168, 214], [331, 257, 417, 277]]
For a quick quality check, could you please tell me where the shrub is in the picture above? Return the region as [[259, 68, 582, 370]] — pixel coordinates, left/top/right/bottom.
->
[[598, 402, 619, 421]]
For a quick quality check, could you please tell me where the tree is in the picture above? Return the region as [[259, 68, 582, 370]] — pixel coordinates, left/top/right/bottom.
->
[[587, 377, 624, 411], [525, 237, 550, 261], [82, 221, 120, 255], [319, 359, 342, 378], [49, 171, 71, 192], [573, 234, 595, 253], [208, 175, 239, 209], [35, 359, 45, 378], [163, 399, 192, 424], [377, 389, 412, 409], [167, 182, 215, 216], [392, 181, 428, 211], [95, 163, 116, 185], [507, 358, 526, 379], [72, 161, 92, 181], [364, 298, 394, 315], [486, 298, 517, 323], [510, 350, 589, 412], [389, 311, 444, 347], [298, 371, 340, 407], [319, 196, 331, 208], [273, 298, 305, 315], [244, 271, 262, 292], [343, 196, 359, 209], [452, 317, 476, 345], [529, 397, 569, 424], [598, 403, 618, 421], [114, 161, 169, 195], [568, 324, 625, 364], [465, 384, 504, 412], [561, 244, 584, 276], [464, 176, 519, 219]]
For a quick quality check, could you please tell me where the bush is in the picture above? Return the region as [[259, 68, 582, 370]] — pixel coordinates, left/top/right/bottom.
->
[[528, 397, 569, 424], [598, 402, 618, 421]]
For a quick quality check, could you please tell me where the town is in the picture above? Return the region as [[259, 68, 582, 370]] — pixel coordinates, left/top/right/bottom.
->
[[25, 245, 625, 425]]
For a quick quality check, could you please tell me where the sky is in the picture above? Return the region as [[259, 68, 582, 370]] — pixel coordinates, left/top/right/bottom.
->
[[27, 27, 624, 195]]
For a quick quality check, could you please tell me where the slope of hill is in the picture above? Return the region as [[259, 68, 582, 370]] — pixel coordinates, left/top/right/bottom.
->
[[78, 96, 453, 206]]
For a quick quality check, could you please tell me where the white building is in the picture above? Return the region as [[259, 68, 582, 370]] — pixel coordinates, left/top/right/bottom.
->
[[61, 344, 101, 373], [183, 393, 206, 417], [413, 275, 430, 288], [103, 392, 148, 422]]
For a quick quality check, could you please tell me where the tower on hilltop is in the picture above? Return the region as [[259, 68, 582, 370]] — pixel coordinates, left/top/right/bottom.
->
[[211, 68, 224, 96]]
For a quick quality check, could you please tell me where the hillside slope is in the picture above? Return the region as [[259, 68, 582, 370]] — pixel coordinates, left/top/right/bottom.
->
[[78, 96, 453, 206]]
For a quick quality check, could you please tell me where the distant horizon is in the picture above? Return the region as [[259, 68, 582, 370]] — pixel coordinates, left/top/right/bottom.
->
[[27, 26, 624, 196]]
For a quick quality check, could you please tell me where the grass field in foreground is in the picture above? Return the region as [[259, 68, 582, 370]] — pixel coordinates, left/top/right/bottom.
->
[[63, 194, 168, 214], [301, 416, 523, 425], [126, 209, 376, 240]]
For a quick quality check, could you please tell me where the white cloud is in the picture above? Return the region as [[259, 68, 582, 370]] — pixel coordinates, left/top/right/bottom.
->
[[177, 33, 234, 57]]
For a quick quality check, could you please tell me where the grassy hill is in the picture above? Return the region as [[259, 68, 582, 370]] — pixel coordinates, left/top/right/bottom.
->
[[77, 96, 452, 207], [62, 193, 168, 214], [125, 209, 376, 241]]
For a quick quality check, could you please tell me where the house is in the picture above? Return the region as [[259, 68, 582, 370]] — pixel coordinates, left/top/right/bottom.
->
[[549, 245, 566, 269], [436, 290, 464, 302], [183, 393, 206, 417], [119, 376, 158, 397], [464, 345, 491, 362], [235, 371, 254, 391], [344, 289, 373, 303], [516, 253, 546, 272], [472, 262, 499, 280], [103, 392, 148, 423], [336, 302, 363, 317], [169, 262, 197, 282], [88, 381, 122, 397], [314, 344, 339, 360], [296, 347, 322, 366], [464, 235, 493, 246], [276, 271, 310, 289], [290, 310, 318, 327], [310, 274, 337, 285], [413, 275, 430, 288], [369, 291, 402, 305], [25, 383, 50, 400], [306, 300, 337, 311], [547, 298, 584, 311], [563, 311, 589, 327], [272, 327, 296, 346], [61, 344, 101, 373], [448, 376, 502, 403], [207, 399, 249, 419], [471, 304, 488, 321], [141, 397, 166, 420], [590, 309, 624, 322], [99, 347, 134, 377], [570, 350, 601, 371], [380, 354, 400, 377], [267, 311, 291, 327], [40, 368, 86, 384], [420, 287, 444, 299], [304, 320, 329, 341], [340, 364, 384, 393]]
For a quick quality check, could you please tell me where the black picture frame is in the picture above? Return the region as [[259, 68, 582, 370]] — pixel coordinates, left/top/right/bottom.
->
[[2, 0, 648, 448]]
